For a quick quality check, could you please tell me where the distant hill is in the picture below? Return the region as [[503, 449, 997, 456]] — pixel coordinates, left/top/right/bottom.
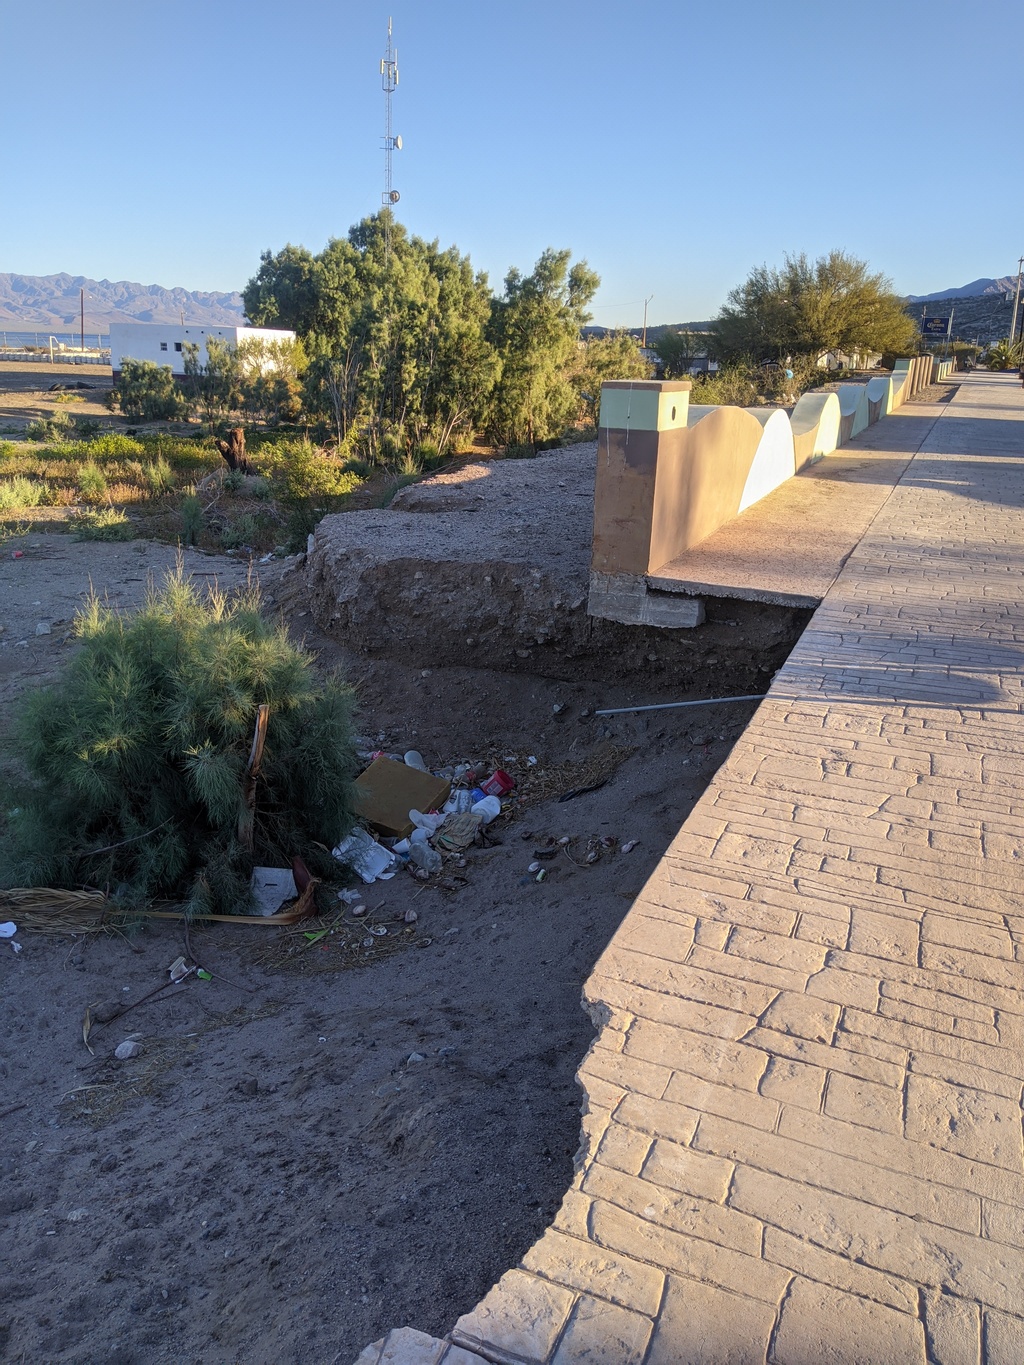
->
[[0, 272, 246, 329], [583, 321, 714, 340], [903, 291, 1018, 346], [907, 276, 1018, 303]]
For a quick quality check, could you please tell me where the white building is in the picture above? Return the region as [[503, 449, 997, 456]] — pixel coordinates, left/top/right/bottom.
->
[[108, 321, 295, 381]]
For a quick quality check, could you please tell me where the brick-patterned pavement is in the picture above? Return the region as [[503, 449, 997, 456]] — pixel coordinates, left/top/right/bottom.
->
[[356, 372, 1024, 1365]]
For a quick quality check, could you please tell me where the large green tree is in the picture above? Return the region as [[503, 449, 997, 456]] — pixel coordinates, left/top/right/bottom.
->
[[652, 328, 706, 379], [710, 251, 919, 362], [244, 214, 499, 459], [486, 248, 600, 447]]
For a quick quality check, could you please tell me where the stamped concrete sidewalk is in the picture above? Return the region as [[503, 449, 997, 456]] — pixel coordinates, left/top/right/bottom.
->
[[356, 372, 1024, 1365]]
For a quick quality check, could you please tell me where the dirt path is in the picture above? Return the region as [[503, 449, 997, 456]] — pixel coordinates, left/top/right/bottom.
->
[[0, 531, 795, 1364]]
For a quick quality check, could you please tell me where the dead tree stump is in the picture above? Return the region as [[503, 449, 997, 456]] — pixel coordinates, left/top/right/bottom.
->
[[214, 427, 254, 475]]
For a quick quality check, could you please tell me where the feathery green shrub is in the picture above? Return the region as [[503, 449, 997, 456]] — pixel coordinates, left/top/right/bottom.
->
[[70, 507, 134, 541], [76, 460, 109, 502], [0, 476, 49, 510], [0, 569, 357, 914]]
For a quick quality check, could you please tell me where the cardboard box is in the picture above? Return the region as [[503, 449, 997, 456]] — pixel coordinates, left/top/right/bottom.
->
[[353, 756, 451, 839]]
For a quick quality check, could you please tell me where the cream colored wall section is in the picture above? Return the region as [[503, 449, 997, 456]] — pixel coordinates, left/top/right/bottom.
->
[[790, 390, 842, 460], [737, 409, 796, 512]]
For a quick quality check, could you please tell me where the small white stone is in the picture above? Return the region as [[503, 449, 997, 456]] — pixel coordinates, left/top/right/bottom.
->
[[114, 1040, 144, 1060], [35, 621, 51, 636]]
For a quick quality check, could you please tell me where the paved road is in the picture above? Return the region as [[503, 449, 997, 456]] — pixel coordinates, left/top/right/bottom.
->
[[358, 372, 1024, 1364]]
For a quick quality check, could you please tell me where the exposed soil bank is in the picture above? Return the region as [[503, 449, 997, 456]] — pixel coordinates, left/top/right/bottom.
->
[[305, 447, 811, 685]]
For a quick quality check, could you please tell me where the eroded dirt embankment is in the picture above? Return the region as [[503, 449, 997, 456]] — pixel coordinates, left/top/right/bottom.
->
[[303, 446, 811, 687]]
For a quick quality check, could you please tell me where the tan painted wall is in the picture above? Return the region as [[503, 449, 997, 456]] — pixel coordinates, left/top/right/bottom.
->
[[592, 359, 944, 590]]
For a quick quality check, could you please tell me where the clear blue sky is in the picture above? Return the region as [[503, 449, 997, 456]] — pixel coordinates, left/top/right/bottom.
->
[[3, 0, 1022, 326]]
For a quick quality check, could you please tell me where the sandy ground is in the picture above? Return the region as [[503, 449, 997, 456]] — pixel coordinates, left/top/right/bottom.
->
[[0, 362, 117, 437], [0, 524, 798, 1364]]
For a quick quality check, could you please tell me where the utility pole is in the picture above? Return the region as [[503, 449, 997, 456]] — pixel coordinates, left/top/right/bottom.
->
[[641, 294, 654, 349], [1009, 257, 1024, 344], [80, 287, 85, 354]]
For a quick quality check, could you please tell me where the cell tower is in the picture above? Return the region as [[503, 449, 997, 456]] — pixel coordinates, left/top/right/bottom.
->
[[380, 17, 401, 259]]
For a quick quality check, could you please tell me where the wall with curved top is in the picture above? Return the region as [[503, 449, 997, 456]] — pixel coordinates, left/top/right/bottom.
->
[[590, 357, 946, 625]]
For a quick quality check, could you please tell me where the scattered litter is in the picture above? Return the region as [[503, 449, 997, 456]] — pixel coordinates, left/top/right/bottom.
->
[[332, 827, 398, 883], [196, 968, 213, 981], [403, 749, 428, 771], [471, 794, 501, 824], [351, 904, 367, 918], [535, 869, 547, 882], [434, 811, 482, 853], [369, 925, 388, 937], [251, 866, 298, 916], [528, 861, 541, 873], [336, 888, 363, 904], [403, 909, 418, 924], [114, 1041, 144, 1060], [480, 769, 515, 797], [259, 552, 274, 564], [621, 840, 639, 854], [527, 756, 538, 766], [11, 941, 22, 954], [354, 756, 451, 838], [0, 922, 17, 938], [408, 841, 442, 876], [409, 808, 445, 834], [168, 956, 190, 983]]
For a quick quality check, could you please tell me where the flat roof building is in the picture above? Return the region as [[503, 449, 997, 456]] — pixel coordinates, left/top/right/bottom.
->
[[108, 321, 295, 380]]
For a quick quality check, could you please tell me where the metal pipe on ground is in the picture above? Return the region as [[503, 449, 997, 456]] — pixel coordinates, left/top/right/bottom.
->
[[594, 694, 767, 717]]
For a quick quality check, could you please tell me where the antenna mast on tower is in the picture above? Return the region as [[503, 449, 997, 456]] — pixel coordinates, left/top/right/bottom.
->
[[380, 17, 401, 259]]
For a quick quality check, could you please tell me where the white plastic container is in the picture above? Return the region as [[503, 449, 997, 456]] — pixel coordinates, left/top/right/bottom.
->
[[471, 794, 501, 824]]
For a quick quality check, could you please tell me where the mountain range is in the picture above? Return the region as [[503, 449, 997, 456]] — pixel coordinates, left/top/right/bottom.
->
[[0, 272, 246, 329], [906, 276, 1018, 303], [0, 270, 1018, 334]]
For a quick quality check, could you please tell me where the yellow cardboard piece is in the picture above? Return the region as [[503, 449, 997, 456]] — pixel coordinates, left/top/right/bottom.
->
[[353, 756, 451, 839]]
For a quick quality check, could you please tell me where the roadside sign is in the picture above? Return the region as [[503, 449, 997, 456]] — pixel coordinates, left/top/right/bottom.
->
[[921, 316, 951, 336]]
